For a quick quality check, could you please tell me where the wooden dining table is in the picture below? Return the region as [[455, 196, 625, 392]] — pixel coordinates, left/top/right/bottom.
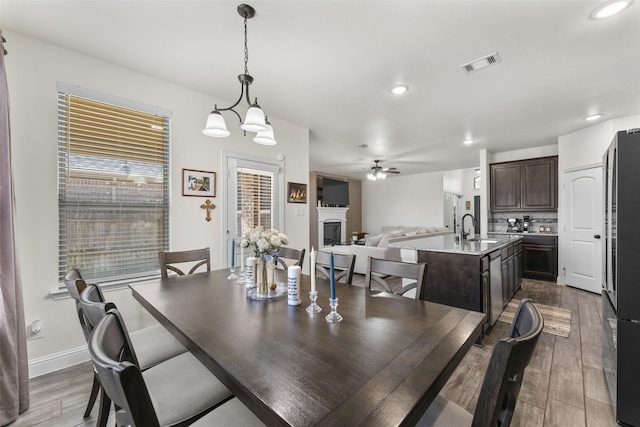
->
[[130, 269, 485, 426]]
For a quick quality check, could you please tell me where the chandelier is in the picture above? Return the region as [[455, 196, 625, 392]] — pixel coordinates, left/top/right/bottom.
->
[[202, 4, 276, 145]]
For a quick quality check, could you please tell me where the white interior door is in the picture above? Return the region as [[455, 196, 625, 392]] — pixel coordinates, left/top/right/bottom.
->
[[563, 166, 602, 293]]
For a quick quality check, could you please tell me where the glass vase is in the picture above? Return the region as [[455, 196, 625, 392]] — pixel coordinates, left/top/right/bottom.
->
[[256, 259, 269, 296]]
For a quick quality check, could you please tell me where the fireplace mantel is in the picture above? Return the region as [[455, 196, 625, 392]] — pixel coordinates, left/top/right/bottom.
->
[[317, 207, 349, 248]]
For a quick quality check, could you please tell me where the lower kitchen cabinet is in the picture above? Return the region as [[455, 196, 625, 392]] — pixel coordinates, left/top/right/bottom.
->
[[522, 235, 557, 281]]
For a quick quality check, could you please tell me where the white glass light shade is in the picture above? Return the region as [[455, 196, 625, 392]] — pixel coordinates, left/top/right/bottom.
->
[[202, 111, 230, 137], [253, 124, 277, 145], [367, 173, 376, 181], [241, 105, 268, 132]]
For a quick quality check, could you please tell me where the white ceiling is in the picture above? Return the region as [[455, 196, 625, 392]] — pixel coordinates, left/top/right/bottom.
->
[[2, 1, 640, 178]]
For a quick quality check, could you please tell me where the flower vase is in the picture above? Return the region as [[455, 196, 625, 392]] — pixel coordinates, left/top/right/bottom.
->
[[257, 260, 269, 296]]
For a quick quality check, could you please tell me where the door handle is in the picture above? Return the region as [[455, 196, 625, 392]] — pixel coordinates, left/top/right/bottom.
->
[[594, 234, 601, 239]]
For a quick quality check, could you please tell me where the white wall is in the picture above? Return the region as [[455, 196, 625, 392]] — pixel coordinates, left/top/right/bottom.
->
[[4, 30, 309, 367], [361, 171, 444, 233]]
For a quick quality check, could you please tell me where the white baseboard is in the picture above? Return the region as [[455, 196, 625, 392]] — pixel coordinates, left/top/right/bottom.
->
[[28, 345, 89, 379]]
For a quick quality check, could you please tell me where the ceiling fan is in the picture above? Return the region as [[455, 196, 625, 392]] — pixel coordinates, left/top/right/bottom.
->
[[367, 160, 400, 181]]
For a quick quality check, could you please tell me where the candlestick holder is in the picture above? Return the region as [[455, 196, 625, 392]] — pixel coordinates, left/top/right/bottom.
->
[[236, 268, 246, 285], [325, 297, 343, 323], [306, 291, 322, 313], [227, 267, 238, 281]]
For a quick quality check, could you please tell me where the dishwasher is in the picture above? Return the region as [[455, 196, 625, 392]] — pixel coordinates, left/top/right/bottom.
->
[[489, 250, 503, 325]]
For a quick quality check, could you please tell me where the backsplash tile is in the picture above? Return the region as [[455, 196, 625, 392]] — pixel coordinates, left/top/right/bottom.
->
[[489, 211, 557, 233]]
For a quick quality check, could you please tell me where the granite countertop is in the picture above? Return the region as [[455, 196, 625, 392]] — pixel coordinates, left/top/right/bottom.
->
[[387, 233, 522, 256]]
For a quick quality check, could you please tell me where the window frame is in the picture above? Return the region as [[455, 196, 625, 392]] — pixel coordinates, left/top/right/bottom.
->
[[56, 83, 171, 290]]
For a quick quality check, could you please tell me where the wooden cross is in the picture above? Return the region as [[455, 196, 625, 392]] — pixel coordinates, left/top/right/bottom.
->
[[200, 199, 216, 222]]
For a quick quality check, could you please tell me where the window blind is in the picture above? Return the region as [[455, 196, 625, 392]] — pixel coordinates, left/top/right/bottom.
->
[[57, 91, 170, 282], [236, 168, 276, 237]]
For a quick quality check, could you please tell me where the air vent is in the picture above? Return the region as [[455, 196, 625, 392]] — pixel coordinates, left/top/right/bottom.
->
[[460, 52, 502, 74], [357, 144, 372, 149]]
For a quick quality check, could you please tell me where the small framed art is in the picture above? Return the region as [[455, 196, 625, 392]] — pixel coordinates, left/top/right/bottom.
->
[[287, 182, 307, 203], [182, 169, 216, 197]]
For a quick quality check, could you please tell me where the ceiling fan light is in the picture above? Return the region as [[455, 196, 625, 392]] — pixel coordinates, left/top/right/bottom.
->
[[241, 104, 268, 132], [253, 124, 277, 145], [367, 173, 376, 181], [203, 110, 230, 137]]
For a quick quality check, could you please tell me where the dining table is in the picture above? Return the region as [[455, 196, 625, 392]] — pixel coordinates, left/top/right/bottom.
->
[[130, 268, 485, 426]]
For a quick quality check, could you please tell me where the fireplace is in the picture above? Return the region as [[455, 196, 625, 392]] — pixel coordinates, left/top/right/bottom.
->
[[317, 207, 349, 248], [324, 222, 341, 246]]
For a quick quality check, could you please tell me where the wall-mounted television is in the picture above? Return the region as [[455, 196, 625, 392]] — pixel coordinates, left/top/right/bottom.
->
[[322, 178, 349, 207]]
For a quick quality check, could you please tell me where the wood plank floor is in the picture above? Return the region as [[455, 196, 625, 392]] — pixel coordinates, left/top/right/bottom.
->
[[10, 279, 616, 426]]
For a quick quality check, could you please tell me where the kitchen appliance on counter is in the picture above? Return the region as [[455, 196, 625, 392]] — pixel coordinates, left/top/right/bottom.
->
[[602, 129, 640, 427], [522, 215, 530, 233], [507, 218, 518, 232]]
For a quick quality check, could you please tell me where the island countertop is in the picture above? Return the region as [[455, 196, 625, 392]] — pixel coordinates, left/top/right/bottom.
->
[[387, 233, 522, 256]]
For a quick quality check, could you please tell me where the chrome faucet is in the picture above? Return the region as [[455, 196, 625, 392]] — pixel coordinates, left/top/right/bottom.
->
[[460, 214, 477, 240]]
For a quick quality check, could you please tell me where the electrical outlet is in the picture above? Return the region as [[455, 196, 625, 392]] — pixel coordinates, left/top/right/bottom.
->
[[28, 320, 44, 340]]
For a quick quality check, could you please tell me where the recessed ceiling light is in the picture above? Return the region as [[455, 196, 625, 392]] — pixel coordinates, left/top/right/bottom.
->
[[390, 85, 408, 95], [584, 114, 604, 121], [463, 139, 475, 145], [590, 0, 633, 19]]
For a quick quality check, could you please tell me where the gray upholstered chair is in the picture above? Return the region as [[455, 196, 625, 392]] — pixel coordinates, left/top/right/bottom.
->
[[274, 247, 305, 270], [159, 247, 211, 278], [364, 257, 428, 299], [63, 269, 186, 426], [416, 298, 544, 427], [88, 308, 264, 426], [315, 251, 356, 285]]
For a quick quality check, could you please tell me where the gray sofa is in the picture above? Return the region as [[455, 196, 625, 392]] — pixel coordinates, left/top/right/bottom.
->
[[322, 226, 450, 275]]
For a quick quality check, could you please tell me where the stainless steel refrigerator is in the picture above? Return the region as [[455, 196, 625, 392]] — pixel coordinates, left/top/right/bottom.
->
[[602, 128, 640, 427]]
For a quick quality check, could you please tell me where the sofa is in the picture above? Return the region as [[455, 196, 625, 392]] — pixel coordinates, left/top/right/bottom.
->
[[321, 226, 450, 275]]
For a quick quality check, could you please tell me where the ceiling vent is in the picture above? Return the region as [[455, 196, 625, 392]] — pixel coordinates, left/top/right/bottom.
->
[[460, 52, 502, 74]]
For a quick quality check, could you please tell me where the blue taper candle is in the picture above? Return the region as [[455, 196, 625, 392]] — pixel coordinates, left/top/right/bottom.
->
[[231, 238, 235, 268], [330, 252, 336, 299]]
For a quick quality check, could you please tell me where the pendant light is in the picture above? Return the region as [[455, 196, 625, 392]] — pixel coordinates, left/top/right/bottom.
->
[[203, 4, 276, 144]]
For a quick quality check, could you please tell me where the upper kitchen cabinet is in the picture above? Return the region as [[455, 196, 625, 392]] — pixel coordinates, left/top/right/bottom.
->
[[490, 156, 557, 212]]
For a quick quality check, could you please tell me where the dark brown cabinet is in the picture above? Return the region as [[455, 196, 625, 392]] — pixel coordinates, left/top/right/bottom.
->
[[490, 156, 557, 212], [521, 235, 557, 281]]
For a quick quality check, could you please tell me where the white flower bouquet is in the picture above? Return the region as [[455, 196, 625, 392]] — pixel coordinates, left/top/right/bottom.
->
[[241, 226, 289, 262]]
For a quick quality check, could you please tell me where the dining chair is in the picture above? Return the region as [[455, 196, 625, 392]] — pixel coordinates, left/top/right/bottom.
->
[[159, 247, 211, 278], [273, 247, 305, 270], [416, 298, 544, 427], [88, 308, 264, 426], [315, 251, 356, 285], [63, 269, 100, 421], [64, 270, 187, 426], [364, 257, 428, 299]]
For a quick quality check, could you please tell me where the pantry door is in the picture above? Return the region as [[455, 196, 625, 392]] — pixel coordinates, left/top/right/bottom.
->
[[563, 166, 602, 294]]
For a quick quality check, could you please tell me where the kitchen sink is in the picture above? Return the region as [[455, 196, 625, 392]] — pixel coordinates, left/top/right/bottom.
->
[[466, 238, 499, 243]]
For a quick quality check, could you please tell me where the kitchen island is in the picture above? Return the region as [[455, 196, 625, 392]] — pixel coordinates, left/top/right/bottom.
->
[[388, 233, 523, 336]]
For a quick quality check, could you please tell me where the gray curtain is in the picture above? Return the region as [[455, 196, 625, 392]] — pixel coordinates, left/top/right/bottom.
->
[[0, 31, 30, 425]]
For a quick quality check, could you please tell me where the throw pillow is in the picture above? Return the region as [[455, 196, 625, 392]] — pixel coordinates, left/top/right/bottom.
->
[[365, 233, 384, 247], [378, 229, 404, 247]]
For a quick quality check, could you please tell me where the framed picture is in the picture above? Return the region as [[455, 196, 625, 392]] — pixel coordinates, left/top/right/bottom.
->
[[182, 169, 216, 197], [287, 182, 307, 203]]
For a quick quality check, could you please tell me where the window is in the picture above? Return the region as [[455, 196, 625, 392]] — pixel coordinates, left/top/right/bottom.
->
[[473, 175, 481, 189], [57, 84, 170, 282], [237, 170, 274, 236]]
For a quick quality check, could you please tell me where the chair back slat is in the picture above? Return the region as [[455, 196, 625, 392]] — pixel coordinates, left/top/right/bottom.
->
[[471, 298, 544, 427], [274, 247, 305, 270], [88, 309, 161, 427], [364, 257, 428, 299], [159, 248, 211, 279], [316, 251, 356, 285]]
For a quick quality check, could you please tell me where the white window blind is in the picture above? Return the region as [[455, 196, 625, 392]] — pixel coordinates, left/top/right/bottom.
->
[[236, 168, 276, 237], [57, 88, 170, 282]]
